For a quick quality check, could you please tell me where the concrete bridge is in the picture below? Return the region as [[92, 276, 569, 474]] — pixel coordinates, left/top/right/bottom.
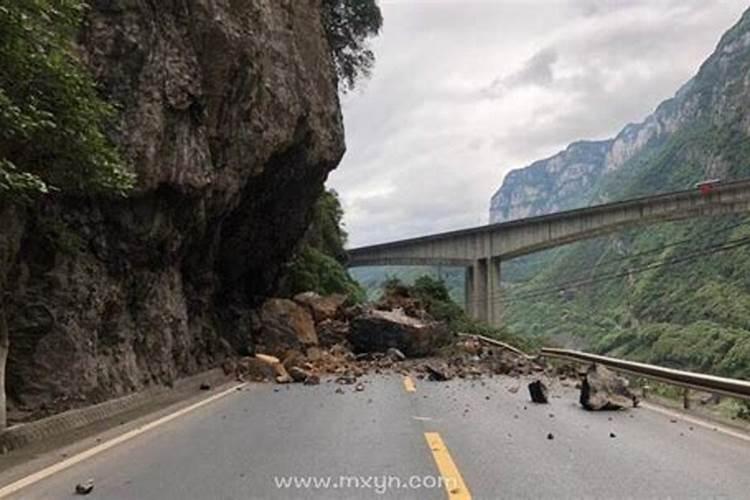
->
[[348, 178, 750, 326]]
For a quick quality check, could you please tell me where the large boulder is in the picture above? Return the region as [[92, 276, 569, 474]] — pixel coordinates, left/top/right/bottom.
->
[[293, 292, 347, 323], [580, 364, 638, 411], [317, 319, 350, 348], [349, 308, 451, 357], [256, 299, 318, 356]]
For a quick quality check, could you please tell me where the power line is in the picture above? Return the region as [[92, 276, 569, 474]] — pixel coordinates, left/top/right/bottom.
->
[[572, 217, 750, 269], [500, 236, 750, 305], [461, 233, 750, 306]]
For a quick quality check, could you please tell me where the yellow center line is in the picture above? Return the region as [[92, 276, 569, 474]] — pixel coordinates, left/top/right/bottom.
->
[[424, 432, 471, 500], [403, 375, 416, 392]]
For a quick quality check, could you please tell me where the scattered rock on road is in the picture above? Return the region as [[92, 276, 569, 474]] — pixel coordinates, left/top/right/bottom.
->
[[221, 290, 549, 391], [289, 366, 311, 383], [75, 479, 94, 495], [256, 353, 294, 384], [580, 364, 638, 411], [528, 380, 549, 404], [387, 347, 407, 361], [424, 361, 454, 381]]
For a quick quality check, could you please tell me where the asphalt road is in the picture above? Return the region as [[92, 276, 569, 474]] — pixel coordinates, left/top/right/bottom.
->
[[5, 374, 750, 499]]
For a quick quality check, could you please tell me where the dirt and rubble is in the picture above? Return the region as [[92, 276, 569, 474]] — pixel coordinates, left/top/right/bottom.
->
[[223, 289, 638, 414], [224, 290, 545, 387]]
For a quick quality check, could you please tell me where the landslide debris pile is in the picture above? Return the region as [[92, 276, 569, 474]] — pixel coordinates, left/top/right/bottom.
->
[[224, 287, 640, 414], [224, 288, 544, 386]]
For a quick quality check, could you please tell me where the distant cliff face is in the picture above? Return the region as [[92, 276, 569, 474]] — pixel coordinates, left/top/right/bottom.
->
[[489, 140, 611, 223], [2, 0, 344, 419], [497, 8, 750, 380], [491, 8, 750, 223]]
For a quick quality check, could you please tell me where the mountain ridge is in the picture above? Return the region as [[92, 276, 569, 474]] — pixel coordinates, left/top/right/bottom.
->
[[491, 7, 750, 223], [490, 7, 750, 388]]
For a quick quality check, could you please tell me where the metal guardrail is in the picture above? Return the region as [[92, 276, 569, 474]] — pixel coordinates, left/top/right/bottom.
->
[[541, 348, 750, 402], [457, 333, 535, 360]]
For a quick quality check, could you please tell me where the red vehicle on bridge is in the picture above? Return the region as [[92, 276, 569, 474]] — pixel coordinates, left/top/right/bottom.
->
[[695, 178, 722, 195]]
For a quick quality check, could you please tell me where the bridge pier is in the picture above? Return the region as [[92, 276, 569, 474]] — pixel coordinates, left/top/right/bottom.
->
[[473, 259, 488, 321], [488, 257, 503, 328], [464, 258, 503, 328], [464, 266, 475, 317]]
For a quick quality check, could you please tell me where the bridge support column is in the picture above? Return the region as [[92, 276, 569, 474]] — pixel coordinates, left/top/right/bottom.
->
[[488, 257, 503, 328], [464, 266, 474, 316], [464, 258, 502, 327], [470, 259, 488, 322]]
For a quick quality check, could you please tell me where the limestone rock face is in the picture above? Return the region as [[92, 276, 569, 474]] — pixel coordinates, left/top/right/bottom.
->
[[489, 140, 611, 223], [2, 0, 344, 419]]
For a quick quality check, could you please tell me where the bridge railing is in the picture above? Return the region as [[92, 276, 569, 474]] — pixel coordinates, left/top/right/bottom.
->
[[541, 348, 750, 402]]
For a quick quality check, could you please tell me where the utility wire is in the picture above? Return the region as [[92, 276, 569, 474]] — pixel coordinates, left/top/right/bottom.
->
[[570, 217, 750, 269], [501, 236, 750, 305], [462, 233, 750, 306]]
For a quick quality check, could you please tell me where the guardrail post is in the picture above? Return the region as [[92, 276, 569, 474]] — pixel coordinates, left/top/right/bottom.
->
[[683, 388, 691, 410]]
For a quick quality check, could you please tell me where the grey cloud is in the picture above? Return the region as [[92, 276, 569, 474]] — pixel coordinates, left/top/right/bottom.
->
[[483, 48, 558, 98], [330, 1, 749, 248]]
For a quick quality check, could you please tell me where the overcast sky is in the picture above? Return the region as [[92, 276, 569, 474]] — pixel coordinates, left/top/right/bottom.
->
[[327, 0, 749, 248]]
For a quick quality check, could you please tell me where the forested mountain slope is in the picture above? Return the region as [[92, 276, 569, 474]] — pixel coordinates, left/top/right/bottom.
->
[[495, 8, 750, 380]]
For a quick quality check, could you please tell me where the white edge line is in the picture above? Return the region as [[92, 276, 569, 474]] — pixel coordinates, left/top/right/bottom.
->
[[642, 401, 750, 443], [0, 382, 246, 498]]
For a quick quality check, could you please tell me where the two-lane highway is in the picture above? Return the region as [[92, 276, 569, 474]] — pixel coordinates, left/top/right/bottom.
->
[[4, 374, 750, 499]]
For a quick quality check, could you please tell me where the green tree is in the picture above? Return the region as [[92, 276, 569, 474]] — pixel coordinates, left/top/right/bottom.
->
[[304, 189, 349, 262], [321, 0, 383, 92], [0, 1, 134, 429], [0, 1, 134, 200], [281, 190, 366, 302]]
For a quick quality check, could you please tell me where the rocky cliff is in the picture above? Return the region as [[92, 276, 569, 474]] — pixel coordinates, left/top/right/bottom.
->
[[1, 0, 345, 420], [489, 140, 611, 223]]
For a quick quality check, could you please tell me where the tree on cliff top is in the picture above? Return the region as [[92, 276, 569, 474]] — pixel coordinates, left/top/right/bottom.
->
[[0, 1, 134, 200], [322, 0, 383, 92], [0, 1, 133, 430]]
